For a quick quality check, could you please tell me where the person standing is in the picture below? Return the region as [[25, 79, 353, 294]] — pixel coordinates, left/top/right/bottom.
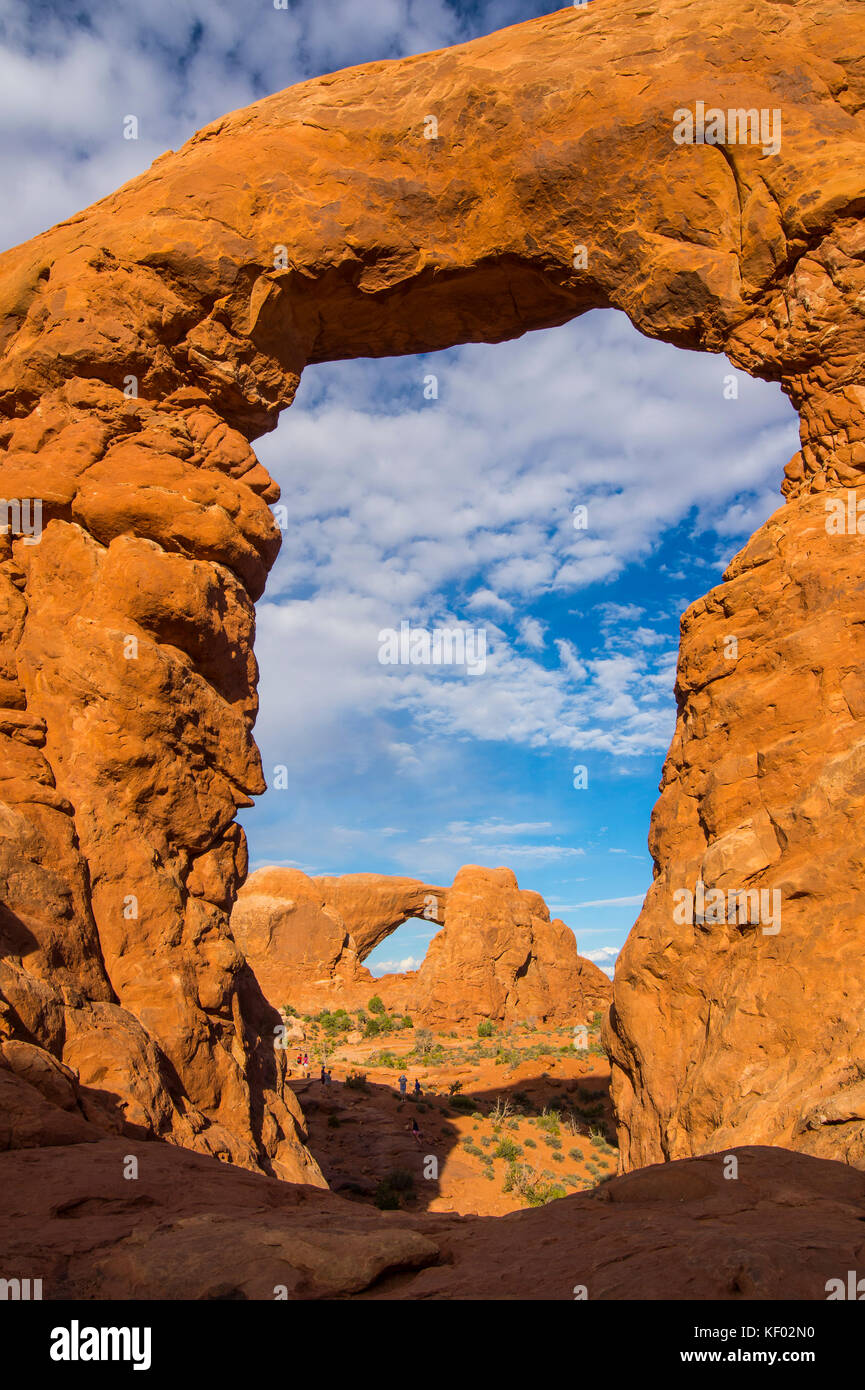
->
[[398, 1073, 408, 1099]]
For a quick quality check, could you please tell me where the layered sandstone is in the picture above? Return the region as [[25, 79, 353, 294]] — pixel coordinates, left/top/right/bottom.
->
[[233, 864, 611, 1025], [0, 0, 862, 1182]]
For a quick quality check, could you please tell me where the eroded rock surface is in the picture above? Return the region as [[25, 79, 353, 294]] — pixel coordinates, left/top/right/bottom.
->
[[0, 0, 863, 1182], [233, 864, 611, 1025], [1, 1129, 861, 1300], [605, 492, 865, 1169]]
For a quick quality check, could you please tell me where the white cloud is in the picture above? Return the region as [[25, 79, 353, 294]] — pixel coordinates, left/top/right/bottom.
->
[[370, 955, 423, 976]]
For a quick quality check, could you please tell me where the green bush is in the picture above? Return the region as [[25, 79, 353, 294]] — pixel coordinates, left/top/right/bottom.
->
[[366, 1049, 401, 1068], [373, 1168, 414, 1210], [503, 1162, 566, 1207], [448, 1095, 475, 1115], [368, 995, 386, 1015], [374, 1183, 400, 1210], [477, 1019, 495, 1038], [492, 1136, 522, 1161]]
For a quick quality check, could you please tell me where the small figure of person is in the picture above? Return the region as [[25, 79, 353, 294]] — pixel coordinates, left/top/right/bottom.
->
[[413, 1078, 422, 1097], [303, 1053, 310, 1077], [408, 1117, 422, 1146], [398, 1073, 408, 1099], [325, 1069, 332, 1087], [296, 1052, 303, 1069], [320, 1063, 327, 1084]]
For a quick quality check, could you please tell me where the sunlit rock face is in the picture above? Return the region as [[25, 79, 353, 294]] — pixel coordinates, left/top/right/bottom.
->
[[0, 0, 863, 1177], [233, 865, 612, 1026]]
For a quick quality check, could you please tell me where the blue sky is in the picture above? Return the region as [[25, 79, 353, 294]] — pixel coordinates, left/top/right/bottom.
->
[[1, 0, 800, 976]]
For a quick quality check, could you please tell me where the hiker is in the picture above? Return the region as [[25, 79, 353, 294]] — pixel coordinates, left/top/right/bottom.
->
[[296, 1052, 303, 1069], [303, 1053, 310, 1077], [408, 1117, 422, 1146], [413, 1078, 422, 1097], [320, 1064, 327, 1084], [398, 1073, 408, 1099], [325, 1069, 332, 1087]]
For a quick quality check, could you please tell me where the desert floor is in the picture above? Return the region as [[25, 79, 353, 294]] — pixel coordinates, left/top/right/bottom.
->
[[288, 1019, 618, 1215]]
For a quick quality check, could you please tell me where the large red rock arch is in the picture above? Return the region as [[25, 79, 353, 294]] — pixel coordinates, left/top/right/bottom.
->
[[1, 0, 863, 1177]]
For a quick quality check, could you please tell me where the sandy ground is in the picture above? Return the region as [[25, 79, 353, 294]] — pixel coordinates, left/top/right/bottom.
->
[[288, 1021, 617, 1215]]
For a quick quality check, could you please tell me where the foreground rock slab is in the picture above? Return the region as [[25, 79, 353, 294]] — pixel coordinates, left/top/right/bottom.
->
[[1, 1137, 862, 1300]]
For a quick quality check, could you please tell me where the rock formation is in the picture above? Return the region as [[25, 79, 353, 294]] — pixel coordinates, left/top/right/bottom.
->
[[233, 864, 611, 1025], [0, 0, 863, 1191], [3, 1129, 863, 1300], [605, 493, 865, 1170]]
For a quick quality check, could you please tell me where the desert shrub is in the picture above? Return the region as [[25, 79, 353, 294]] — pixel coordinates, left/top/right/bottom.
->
[[317, 1008, 352, 1035], [364, 1018, 381, 1038], [401, 1015, 414, 1029], [524, 1137, 537, 1149], [344, 1070, 367, 1090], [373, 1168, 414, 1210], [494, 1048, 522, 1068], [503, 1162, 566, 1207], [492, 1136, 522, 1161], [545, 1137, 562, 1150], [448, 1093, 475, 1114], [536, 1108, 561, 1136], [551, 1150, 564, 1162], [477, 1019, 495, 1038], [373, 1183, 400, 1210], [366, 1049, 401, 1068], [368, 995, 386, 1015], [448, 1079, 463, 1096], [412, 1028, 436, 1059], [489, 1096, 513, 1130]]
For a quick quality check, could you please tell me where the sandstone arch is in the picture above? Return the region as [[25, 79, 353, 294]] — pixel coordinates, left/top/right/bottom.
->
[[233, 864, 611, 1026], [0, 0, 864, 1175]]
